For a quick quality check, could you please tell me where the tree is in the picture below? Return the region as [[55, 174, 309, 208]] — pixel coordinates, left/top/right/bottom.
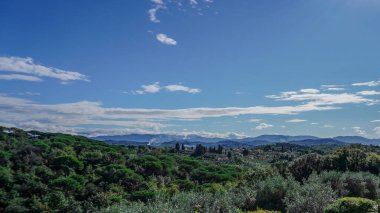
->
[[287, 153, 323, 182], [255, 176, 296, 212], [52, 155, 84, 173], [0, 166, 13, 187], [217, 145, 223, 154], [227, 151, 232, 159], [284, 181, 335, 213], [242, 149, 250, 156], [192, 144, 207, 157]]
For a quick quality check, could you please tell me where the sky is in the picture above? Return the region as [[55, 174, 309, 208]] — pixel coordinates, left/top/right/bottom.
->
[[0, 0, 380, 138]]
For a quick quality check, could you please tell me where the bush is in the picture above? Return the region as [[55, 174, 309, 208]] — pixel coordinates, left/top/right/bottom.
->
[[287, 153, 323, 182], [284, 180, 335, 213], [312, 171, 380, 199], [255, 176, 296, 212], [324, 197, 376, 213]]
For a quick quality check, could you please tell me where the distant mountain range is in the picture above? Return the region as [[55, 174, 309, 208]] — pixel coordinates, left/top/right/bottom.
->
[[93, 134, 380, 147]]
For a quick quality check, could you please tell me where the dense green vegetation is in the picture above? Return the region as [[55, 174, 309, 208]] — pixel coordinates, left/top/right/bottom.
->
[[1, 126, 380, 212]]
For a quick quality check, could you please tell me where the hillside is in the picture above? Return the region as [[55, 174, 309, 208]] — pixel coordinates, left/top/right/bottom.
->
[[1, 126, 380, 213]]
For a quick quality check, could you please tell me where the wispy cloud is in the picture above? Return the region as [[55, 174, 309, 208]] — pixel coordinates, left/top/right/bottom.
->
[[374, 127, 380, 136], [323, 124, 334, 128], [286, 118, 307, 123], [248, 119, 261, 123], [352, 126, 366, 135], [321, 85, 344, 88], [300, 88, 320, 94], [135, 82, 161, 94], [148, 6, 163, 23], [255, 123, 273, 130], [0, 56, 89, 82], [151, 0, 163, 4], [2, 79, 379, 135], [164, 84, 201, 93], [267, 88, 378, 106], [18, 92, 41, 96], [321, 85, 346, 91], [156, 33, 177, 45], [353, 80, 380, 87], [0, 74, 42, 82], [132, 82, 200, 94], [190, 0, 198, 7], [356, 90, 380, 95]]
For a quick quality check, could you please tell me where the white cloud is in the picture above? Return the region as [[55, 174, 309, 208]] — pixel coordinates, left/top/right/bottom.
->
[[0, 93, 339, 135], [356, 90, 380, 95], [300, 88, 320, 94], [151, 0, 163, 4], [267, 91, 378, 106], [321, 85, 343, 88], [18, 92, 41, 96], [133, 82, 201, 94], [255, 123, 273, 130], [84, 120, 168, 131], [0, 74, 42, 82], [156, 33, 177, 45], [323, 124, 334, 128], [2, 79, 379, 135], [353, 80, 380, 87], [141, 82, 161, 93], [164, 84, 201, 94], [374, 127, 380, 136], [0, 56, 89, 82], [371, 120, 380, 123], [286, 118, 307, 123], [248, 119, 261, 123], [326, 87, 345, 91], [190, 0, 198, 7], [352, 126, 366, 136], [148, 6, 163, 23]]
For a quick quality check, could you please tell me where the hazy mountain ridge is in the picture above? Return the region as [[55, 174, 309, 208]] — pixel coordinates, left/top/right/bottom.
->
[[93, 134, 380, 147]]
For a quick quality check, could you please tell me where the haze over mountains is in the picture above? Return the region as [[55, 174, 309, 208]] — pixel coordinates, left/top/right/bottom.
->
[[93, 134, 380, 147]]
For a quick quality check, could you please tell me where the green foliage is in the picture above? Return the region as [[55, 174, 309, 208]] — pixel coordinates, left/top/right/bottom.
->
[[0, 151, 11, 166], [0, 127, 242, 212], [324, 197, 376, 213], [315, 171, 380, 199], [0, 166, 13, 187], [284, 180, 335, 213], [255, 176, 296, 212], [52, 155, 84, 172], [192, 144, 207, 157], [2, 126, 380, 212], [287, 153, 323, 182], [51, 174, 87, 192]]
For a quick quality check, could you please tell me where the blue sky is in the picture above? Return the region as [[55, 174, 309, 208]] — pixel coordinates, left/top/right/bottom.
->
[[0, 0, 380, 138]]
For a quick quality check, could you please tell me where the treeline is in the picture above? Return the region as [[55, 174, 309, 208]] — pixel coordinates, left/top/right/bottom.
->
[[0, 127, 240, 212], [1, 127, 380, 213]]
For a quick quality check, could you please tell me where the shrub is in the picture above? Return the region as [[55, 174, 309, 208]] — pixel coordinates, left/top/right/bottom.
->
[[324, 197, 376, 213], [284, 180, 335, 213], [287, 153, 323, 182], [255, 176, 296, 212]]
